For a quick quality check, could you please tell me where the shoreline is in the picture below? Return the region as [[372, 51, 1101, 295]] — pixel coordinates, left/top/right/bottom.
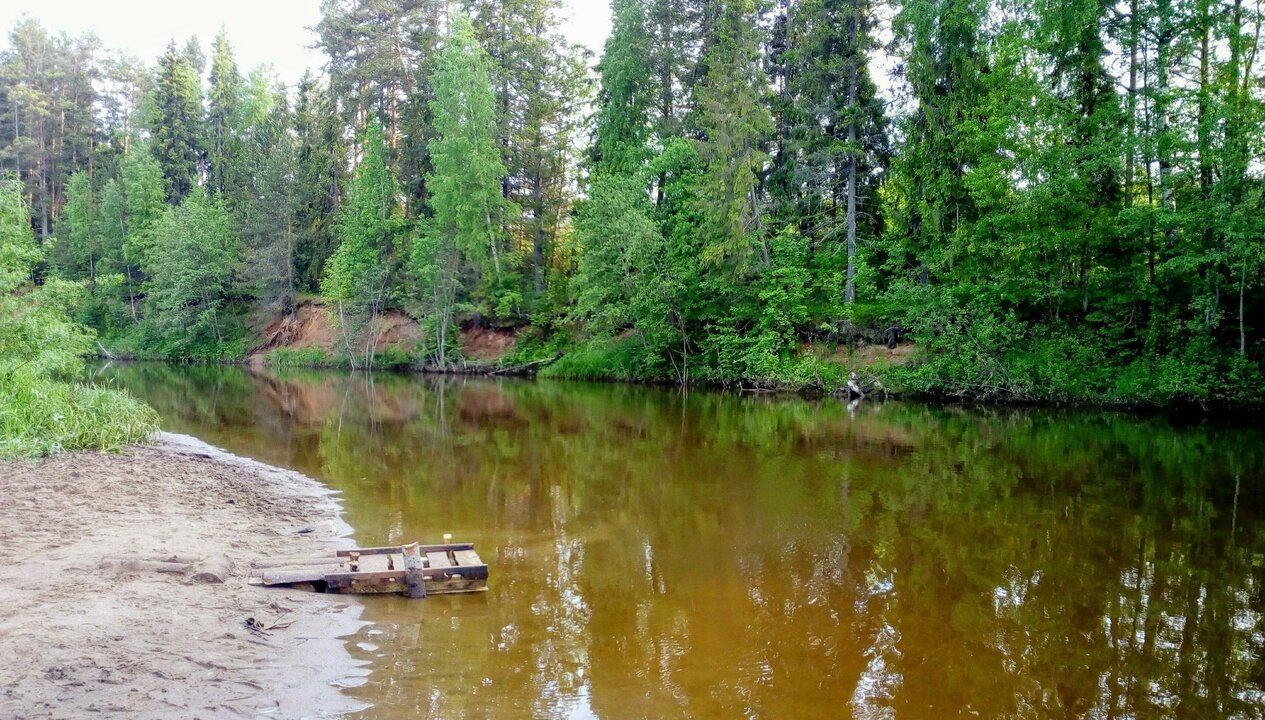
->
[[0, 433, 371, 719], [94, 356, 1265, 416]]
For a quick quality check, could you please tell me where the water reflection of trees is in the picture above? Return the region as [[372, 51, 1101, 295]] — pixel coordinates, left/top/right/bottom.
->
[[103, 364, 1265, 719]]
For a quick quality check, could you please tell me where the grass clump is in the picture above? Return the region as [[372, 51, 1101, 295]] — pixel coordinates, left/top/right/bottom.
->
[[540, 334, 646, 381], [0, 377, 158, 460]]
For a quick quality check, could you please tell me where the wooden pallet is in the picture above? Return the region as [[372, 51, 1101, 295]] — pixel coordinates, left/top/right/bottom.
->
[[247, 542, 488, 598]]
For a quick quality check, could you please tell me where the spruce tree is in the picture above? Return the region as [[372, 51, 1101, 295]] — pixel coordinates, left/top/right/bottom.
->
[[888, 0, 989, 287], [786, 0, 888, 305], [207, 28, 241, 197], [292, 72, 347, 290], [461, 0, 589, 304], [691, 0, 774, 272], [592, 0, 654, 175], [238, 95, 298, 311], [150, 41, 205, 204]]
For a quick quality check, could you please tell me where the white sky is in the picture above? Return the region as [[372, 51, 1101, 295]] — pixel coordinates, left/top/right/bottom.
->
[[0, 0, 612, 84]]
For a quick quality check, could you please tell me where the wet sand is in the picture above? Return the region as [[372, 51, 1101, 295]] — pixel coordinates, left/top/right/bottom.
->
[[0, 433, 369, 719]]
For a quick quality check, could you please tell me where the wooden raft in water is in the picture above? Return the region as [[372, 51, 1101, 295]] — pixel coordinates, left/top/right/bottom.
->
[[247, 541, 488, 598]]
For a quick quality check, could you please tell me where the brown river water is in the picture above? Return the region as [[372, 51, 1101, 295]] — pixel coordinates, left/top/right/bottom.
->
[[98, 363, 1265, 719]]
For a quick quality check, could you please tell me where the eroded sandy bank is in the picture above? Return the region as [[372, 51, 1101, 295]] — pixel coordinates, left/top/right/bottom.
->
[[0, 433, 370, 719]]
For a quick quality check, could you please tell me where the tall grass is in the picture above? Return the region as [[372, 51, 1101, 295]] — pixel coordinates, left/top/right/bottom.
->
[[0, 377, 159, 460]]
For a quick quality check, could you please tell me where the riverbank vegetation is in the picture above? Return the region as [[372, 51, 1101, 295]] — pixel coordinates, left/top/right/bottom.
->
[[2, 0, 1263, 406], [0, 178, 157, 458]]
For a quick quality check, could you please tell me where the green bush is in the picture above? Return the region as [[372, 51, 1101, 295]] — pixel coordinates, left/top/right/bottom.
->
[[0, 175, 159, 459]]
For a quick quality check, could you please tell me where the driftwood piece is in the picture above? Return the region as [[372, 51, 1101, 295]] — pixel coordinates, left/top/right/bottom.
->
[[488, 354, 562, 376], [847, 372, 868, 399], [100, 558, 191, 575], [190, 558, 233, 584]]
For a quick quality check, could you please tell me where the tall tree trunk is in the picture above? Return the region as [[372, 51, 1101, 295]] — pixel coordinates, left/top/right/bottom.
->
[[1197, 0, 1220, 332], [843, 0, 860, 305], [1240, 259, 1248, 357], [1125, 0, 1139, 208], [1142, 28, 1158, 285], [655, 0, 676, 208], [532, 174, 545, 297], [1155, 0, 1177, 249]]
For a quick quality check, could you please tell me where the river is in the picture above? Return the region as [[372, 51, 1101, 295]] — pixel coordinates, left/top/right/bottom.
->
[[97, 362, 1265, 719]]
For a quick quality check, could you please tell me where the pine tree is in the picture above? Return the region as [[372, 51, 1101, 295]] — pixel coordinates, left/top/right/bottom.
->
[[315, 0, 446, 202], [0, 19, 99, 241]]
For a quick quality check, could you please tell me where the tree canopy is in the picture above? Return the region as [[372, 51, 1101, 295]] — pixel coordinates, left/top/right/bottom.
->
[[3, 0, 1264, 404]]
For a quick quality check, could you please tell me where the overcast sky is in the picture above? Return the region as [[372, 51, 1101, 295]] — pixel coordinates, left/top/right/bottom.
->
[[0, 1, 612, 83]]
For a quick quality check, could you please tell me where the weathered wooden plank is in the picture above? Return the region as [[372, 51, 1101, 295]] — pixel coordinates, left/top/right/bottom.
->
[[325, 564, 488, 583], [427, 577, 489, 595], [327, 573, 406, 594], [427, 551, 454, 568], [260, 568, 331, 585], [251, 556, 345, 570], [413, 543, 476, 554], [428, 564, 489, 580], [326, 569, 407, 583], [453, 549, 482, 567], [325, 573, 488, 596], [334, 546, 400, 558], [335, 543, 473, 558]]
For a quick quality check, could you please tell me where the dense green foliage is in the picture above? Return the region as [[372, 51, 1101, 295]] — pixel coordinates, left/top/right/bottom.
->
[[412, 16, 513, 368], [142, 189, 243, 357], [3, 0, 1264, 405], [0, 177, 157, 458], [321, 122, 402, 368]]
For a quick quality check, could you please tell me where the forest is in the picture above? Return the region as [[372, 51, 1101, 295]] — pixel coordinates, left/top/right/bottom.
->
[[2, 0, 1264, 407]]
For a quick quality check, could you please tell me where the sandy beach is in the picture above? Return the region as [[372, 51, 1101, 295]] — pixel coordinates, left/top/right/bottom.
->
[[0, 433, 369, 719]]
